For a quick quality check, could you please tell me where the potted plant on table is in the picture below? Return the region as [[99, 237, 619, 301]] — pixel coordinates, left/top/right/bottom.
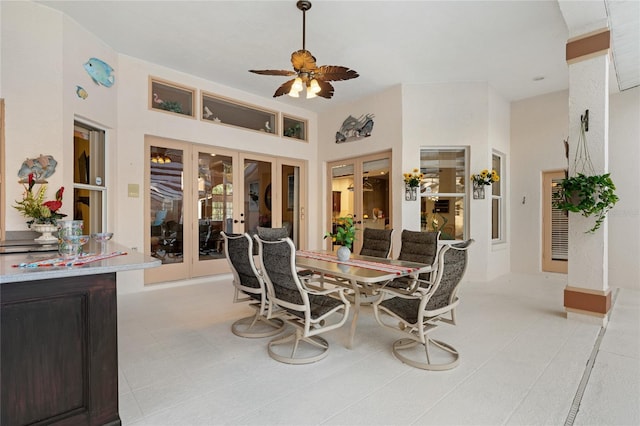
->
[[553, 172, 618, 233], [324, 216, 357, 261]]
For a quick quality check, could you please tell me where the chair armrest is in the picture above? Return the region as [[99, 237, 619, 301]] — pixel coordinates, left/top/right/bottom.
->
[[305, 285, 346, 297], [375, 287, 426, 301]]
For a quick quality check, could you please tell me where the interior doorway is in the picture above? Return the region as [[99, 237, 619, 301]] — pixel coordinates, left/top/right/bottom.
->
[[327, 151, 392, 254]]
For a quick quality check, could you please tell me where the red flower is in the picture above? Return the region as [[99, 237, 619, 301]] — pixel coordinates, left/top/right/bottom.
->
[[28, 173, 35, 191], [55, 186, 64, 201], [43, 200, 62, 212]]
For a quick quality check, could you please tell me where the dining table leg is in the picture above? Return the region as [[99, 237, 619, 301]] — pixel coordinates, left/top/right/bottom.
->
[[346, 277, 361, 349]]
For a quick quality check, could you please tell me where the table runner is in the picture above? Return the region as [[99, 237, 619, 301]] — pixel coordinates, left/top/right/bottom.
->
[[296, 250, 421, 275], [13, 251, 127, 268]]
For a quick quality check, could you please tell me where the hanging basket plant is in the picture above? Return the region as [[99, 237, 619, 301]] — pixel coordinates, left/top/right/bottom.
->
[[553, 173, 618, 233], [553, 112, 619, 233]]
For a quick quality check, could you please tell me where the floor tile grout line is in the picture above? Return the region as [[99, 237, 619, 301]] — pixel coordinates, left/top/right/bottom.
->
[[564, 287, 619, 426]]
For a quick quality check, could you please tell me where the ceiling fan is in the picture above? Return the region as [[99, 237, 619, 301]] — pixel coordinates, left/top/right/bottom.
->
[[249, 0, 359, 99]]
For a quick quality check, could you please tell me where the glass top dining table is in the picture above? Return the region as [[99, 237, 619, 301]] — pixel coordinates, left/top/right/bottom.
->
[[295, 250, 432, 349]]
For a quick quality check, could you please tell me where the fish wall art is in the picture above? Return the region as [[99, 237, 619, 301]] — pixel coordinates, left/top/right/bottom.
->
[[76, 85, 88, 99], [18, 154, 58, 182], [83, 57, 115, 88], [335, 113, 375, 143]]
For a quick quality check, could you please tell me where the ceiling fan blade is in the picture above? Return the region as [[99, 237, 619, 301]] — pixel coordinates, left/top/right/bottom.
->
[[249, 69, 297, 76], [291, 50, 318, 72], [273, 78, 296, 98], [316, 80, 335, 99], [316, 65, 359, 82]]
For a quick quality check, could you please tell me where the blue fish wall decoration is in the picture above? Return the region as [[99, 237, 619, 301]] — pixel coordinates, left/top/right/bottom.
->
[[83, 57, 115, 88]]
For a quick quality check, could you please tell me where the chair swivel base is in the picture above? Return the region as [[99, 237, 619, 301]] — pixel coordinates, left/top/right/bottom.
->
[[267, 331, 329, 365], [392, 338, 460, 371], [231, 314, 285, 338]]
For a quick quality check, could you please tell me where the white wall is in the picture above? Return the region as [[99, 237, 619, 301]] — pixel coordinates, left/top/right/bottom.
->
[[5, 2, 635, 291], [317, 82, 511, 281], [402, 83, 511, 281], [607, 88, 640, 289], [115, 55, 317, 292], [510, 90, 569, 274], [510, 87, 640, 290], [317, 85, 404, 252], [1, 1, 317, 293], [2, 2, 65, 230]]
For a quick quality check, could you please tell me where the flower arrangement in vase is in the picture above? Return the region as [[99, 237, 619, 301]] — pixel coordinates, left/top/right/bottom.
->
[[403, 168, 423, 201], [13, 173, 66, 227], [470, 169, 499, 199]]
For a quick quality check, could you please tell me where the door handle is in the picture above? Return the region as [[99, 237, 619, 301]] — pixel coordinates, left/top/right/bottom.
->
[[234, 220, 239, 223]]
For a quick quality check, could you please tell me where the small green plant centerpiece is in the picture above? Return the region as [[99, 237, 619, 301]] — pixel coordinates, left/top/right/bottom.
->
[[324, 216, 357, 261], [553, 173, 618, 233]]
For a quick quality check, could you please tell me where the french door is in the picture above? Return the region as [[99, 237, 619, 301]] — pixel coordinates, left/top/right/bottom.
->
[[145, 136, 306, 284], [327, 151, 392, 254]]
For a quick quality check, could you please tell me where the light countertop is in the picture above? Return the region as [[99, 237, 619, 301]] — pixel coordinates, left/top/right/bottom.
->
[[0, 240, 160, 284]]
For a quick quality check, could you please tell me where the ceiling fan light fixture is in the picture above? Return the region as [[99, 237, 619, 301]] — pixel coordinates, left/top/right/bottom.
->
[[306, 86, 317, 99], [248, 0, 358, 100], [292, 77, 303, 92], [309, 78, 321, 93]]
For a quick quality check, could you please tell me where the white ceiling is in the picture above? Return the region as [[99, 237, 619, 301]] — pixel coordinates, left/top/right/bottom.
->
[[37, 0, 637, 114]]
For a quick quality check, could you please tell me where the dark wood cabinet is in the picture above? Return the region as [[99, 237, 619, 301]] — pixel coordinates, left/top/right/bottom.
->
[[1, 273, 120, 426]]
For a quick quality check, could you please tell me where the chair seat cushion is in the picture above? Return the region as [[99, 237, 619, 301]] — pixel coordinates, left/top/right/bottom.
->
[[380, 297, 421, 324], [282, 293, 343, 321]]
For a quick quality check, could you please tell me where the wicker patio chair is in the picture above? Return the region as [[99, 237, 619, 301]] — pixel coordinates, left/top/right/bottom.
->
[[373, 239, 473, 370], [359, 228, 394, 258], [255, 235, 350, 364], [221, 231, 285, 338]]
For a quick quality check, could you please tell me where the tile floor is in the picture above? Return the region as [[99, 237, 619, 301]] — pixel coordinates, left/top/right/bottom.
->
[[117, 273, 639, 425]]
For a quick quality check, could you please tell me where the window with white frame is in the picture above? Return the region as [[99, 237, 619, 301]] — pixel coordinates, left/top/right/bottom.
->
[[491, 151, 504, 242], [419, 148, 467, 240], [73, 121, 107, 234]]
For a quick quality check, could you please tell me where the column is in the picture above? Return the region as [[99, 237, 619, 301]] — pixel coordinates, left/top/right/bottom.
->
[[564, 28, 611, 325]]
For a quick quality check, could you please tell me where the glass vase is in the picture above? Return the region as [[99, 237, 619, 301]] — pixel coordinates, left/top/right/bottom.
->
[[405, 185, 418, 201], [58, 220, 84, 258], [473, 182, 485, 199]]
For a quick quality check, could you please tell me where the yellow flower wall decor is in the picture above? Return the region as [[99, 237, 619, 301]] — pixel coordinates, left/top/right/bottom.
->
[[470, 169, 500, 186], [403, 169, 423, 188]]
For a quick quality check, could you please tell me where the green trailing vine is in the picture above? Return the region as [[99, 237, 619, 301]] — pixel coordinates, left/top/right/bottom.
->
[[553, 173, 619, 233]]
